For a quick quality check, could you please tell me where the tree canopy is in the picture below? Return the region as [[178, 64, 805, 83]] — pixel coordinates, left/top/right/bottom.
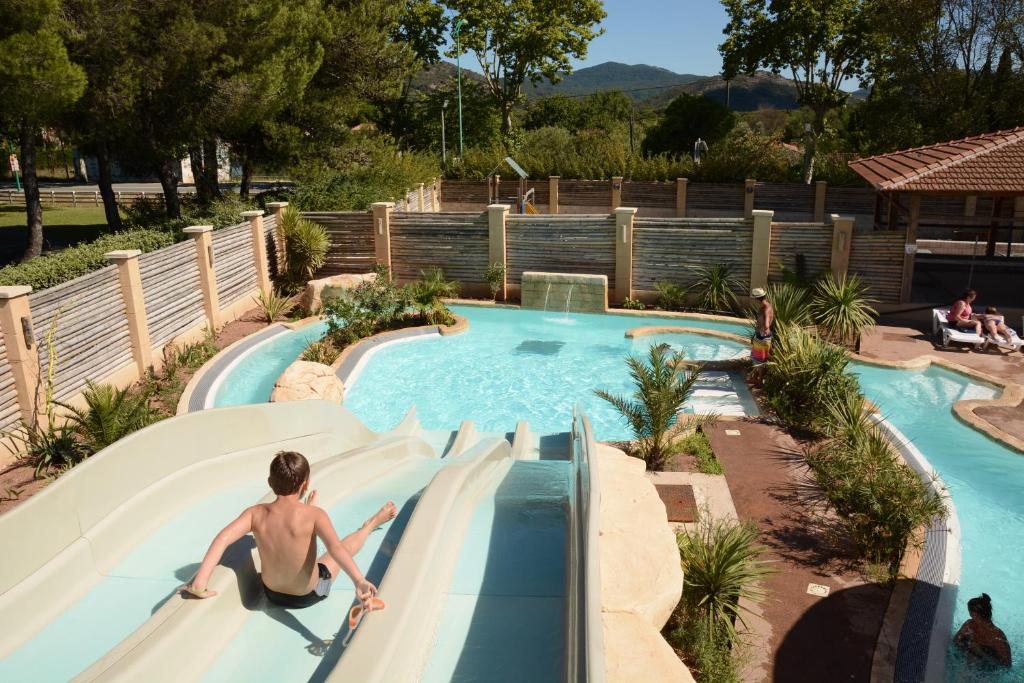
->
[[642, 94, 736, 157]]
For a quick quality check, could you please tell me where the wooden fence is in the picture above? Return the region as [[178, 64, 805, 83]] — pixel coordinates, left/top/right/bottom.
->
[[768, 221, 833, 284], [1, 188, 194, 208], [633, 218, 754, 292], [507, 215, 616, 286], [390, 213, 489, 286], [304, 212, 375, 276]]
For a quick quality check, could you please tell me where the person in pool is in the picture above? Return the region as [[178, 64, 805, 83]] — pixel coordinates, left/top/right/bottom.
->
[[184, 450, 396, 610], [954, 593, 1012, 668]]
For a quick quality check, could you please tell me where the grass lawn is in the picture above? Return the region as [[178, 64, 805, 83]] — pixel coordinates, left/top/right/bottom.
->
[[0, 206, 112, 265]]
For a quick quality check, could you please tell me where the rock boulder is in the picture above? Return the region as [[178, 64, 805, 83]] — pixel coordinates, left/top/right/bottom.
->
[[269, 361, 344, 404], [302, 272, 376, 312]]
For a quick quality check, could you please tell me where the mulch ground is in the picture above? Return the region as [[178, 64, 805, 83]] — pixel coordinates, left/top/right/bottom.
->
[[705, 421, 892, 683]]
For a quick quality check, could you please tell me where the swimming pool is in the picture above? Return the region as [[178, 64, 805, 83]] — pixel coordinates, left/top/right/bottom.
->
[[853, 364, 1023, 682]]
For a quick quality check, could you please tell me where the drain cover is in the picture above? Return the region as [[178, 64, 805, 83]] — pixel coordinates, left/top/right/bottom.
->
[[807, 583, 830, 597], [514, 340, 565, 356], [725, 429, 741, 436]]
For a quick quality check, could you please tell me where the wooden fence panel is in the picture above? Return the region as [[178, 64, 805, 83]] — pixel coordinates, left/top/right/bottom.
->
[[849, 229, 904, 303], [621, 181, 675, 208], [212, 222, 257, 307], [0, 337, 20, 431], [632, 218, 753, 291], [768, 222, 833, 284], [390, 213, 489, 285], [506, 215, 616, 285], [824, 187, 874, 216], [304, 212, 375, 276], [559, 180, 609, 207], [686, 183, 745, 215], [140, 240, 205, 348], [28, 266, 133, 401], [440, 180, 490, 205], [755, 183, 815, 219]]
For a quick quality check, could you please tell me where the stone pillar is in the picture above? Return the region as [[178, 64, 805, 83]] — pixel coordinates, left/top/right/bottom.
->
[[0, 286, 43, 425], [814, 181, 827, 222], [417, 183, 426, 212], [614, 208, 637, 304], [744, 179, 756, 219], [675, 178, 688, 217], [549, 176, 560, 214], [266, 201, 289, 273], [611, 176, 623, 211], [105, 250, 152, 375], [493, 175, 501, 205], [241, 210, 272, 294], [829, 215, 854, 279], [371, 202, 394, 271], [901, 195, 921, 303], [183, 225, 221, 330], [487, 204, 509, 300], [750, 209, 774, 293]]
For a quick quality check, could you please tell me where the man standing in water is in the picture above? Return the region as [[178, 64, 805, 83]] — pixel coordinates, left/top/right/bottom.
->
[[751, 287, 773, 367]]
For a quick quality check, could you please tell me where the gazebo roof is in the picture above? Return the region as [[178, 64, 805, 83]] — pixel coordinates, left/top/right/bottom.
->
[[848, 126, 1024, 194]]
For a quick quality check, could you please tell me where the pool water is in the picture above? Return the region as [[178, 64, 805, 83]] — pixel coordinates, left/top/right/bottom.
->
[[853, 364, 1024, 682], [343, 306, 748, 439]]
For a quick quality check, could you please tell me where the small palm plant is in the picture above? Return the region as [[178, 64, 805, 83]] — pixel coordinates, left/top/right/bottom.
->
[[655, 281, 687, 311], [409, 268, 459, 325], [765, 282, 811, 327], [594, 343, 700, 470], [301, 338, 340, 365], [281, 206, 329, 288], [58, 381, 158, 453], [484, 262, 506, 301], [687, 264, 743, 313], [5, 421, 88, 476], [809, 273, 877, 347], [677, 517, 772, 643], [253, 288, 298, 323]]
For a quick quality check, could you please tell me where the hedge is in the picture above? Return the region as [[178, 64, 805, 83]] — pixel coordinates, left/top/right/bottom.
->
[[0, 230, 176, 290]]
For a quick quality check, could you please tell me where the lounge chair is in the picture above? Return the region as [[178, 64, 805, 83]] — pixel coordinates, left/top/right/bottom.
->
[[985, 325, 1023, 352], [933, 309, 987, 350]]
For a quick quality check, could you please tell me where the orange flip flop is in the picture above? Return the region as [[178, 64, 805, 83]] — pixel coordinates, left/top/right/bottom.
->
[[343, 597, 386, 646]]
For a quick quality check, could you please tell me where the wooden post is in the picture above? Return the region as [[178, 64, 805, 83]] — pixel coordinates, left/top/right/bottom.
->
[[105, 250, 153, 375], [611, 176, 623, 211], [371, 202, 394, 271], [183, 225, 221, 330], [901, 195, 921, 303], [964, 195, 977, 217], [417, 183, 426, 213], [829, 214, 854, 279], [266, 201, 289, 273], [614, 208, 637, 304], [0, 286, 43, 425], [487, 204, 509, 300], [750, 210, 773, 294], [744, 179, 756, 219], [549, 176, 560, 214], [814, 181, 827, 222], [675, 178, 688, 217], [241, 210, 272, 294]]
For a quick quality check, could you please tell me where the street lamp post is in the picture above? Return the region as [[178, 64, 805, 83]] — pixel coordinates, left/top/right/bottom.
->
[[441, 99, 449, 166], [453, 18, 467, 159]]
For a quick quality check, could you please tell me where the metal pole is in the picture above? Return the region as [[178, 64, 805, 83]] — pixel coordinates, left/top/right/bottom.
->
[[441, 100, 448, 166], [454, 18, 467, 158]]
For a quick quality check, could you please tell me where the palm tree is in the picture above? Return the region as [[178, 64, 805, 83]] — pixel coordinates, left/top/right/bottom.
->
[[810, 273, 877, 347], [409, 268, 459, 325], [687, 264, 744, 313], [594, 343, 700, 470]]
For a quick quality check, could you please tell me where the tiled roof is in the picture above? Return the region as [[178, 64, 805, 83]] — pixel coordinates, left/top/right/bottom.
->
[[848, 127, 1024, 194]]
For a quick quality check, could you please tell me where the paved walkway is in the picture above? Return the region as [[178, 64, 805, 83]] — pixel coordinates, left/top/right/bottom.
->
[[860, 324, 1024, 442], [706, 422, 891, 683]]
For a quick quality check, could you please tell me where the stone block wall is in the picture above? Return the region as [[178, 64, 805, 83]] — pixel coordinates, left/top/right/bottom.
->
[[521, 272, 608, 313]]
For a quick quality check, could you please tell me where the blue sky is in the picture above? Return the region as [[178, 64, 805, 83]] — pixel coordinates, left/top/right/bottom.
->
[[570, 0, 731, 75]]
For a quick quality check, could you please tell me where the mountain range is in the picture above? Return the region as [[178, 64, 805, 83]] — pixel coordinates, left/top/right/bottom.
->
[[413, 61, 810, 111]]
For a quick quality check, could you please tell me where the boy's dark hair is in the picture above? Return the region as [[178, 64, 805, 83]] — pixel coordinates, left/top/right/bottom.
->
[[986, 306, 999, 314], [268, 451, 309, 495]]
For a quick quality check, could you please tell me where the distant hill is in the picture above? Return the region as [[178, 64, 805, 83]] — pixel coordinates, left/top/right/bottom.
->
[[411, 61, 827, 112]]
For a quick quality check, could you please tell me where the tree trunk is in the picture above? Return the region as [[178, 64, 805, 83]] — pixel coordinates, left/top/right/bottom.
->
[[95, 141, 124, 232], [189, 144, 209, 204], [155, 160, 181, 219], [239, 153, 252, 201], [20, 126, 44, 261], [202, 138, 221, 199], [802, 109, 826, 184], [500, 102, 514, 139]]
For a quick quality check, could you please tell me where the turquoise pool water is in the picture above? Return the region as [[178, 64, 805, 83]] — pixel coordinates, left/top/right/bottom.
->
[[852, 364, 1023, 682]]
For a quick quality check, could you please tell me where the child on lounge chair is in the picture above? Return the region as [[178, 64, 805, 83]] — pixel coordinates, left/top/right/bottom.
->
[[184, 451, 395, 610], [979, 306, 1014, 346]]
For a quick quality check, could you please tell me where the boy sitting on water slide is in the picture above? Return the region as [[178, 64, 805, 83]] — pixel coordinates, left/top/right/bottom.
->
[[184, 451, 396, 610]]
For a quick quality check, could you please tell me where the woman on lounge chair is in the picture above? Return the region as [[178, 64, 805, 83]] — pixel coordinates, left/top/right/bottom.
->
[[948, 290, 982, 335], [979, 306, 1014, 346]]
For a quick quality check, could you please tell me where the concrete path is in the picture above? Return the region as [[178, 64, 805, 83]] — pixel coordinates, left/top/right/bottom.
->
[[705, 422, 890, 683]]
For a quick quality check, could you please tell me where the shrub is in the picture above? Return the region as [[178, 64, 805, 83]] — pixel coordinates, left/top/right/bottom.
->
[[0, 230, 174, 289], [761, 324, 862, 433], [57, 381, 158, 453], [280, 206, 329, 289], [123, 194, 257, 234], [408, 268, 458, 325], [594, 344, 700, 470], [679, 429, 722, 475], [687, 264, 743, 313], [323, 265, 410, 346], [4, 421, 89, 476], [173, 329, 218, 369], [253, 289, 298, 322], [764, 282, 812, 327], [301, 339, 341, 365], [484, 261, 506, 301], [809, 273, 877, 347], [622, 297, 645, 310], [655, 281, 687, 311]]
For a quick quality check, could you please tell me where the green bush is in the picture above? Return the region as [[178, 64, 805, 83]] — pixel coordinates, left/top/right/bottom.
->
[[0, 230, 174, 289], [4, 420, 89, 476], [809, 273, 877, 347], [655, 281, 687, 311], [280, 206, 329, 289], [58, 381, 158, 453], [763, 282, 812, 327], [253, 288, 298, 322], [484, 262, 506, 301], [408, 268, 458, 325], [323, 265, 411, 346], [622, 296, 645, 310], [123, 194, 257, 233], [594, 344, 700, 471], [301, 339, 341, 365], [687, 264, 743, 313]]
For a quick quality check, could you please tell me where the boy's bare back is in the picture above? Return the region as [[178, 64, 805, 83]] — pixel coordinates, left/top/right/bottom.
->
[[249, 499, 324, 596]]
